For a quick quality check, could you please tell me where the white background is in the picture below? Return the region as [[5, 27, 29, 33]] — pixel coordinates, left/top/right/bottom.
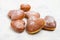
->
[[0, 0, 60, 40]]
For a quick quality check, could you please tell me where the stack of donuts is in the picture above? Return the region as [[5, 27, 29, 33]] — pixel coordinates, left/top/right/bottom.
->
[[8, 4, 56, 34]]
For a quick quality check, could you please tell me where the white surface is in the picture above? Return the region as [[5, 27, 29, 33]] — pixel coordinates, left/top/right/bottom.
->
[[0, 0, 60, 40]]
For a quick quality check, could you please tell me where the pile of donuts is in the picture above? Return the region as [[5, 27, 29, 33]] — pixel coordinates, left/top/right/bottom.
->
[[8, 4, 56, 34]]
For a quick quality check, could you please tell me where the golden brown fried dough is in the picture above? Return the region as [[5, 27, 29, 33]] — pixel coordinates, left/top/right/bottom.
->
[[43, 16, 56, 31], [20, 4, 31, 12], [25, 11, 40, 19], [8, 10, 25, 20], [26, 17, 45, 34], [11, 20, 25, 33]]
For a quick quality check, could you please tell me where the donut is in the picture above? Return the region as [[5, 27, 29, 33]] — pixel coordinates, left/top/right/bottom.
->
[[8, 10, 25, 20], [26, 17, 45, 34], [11, 20, 25, 33], [20, 4, 31, 12], [43, 16, 56, 31]]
